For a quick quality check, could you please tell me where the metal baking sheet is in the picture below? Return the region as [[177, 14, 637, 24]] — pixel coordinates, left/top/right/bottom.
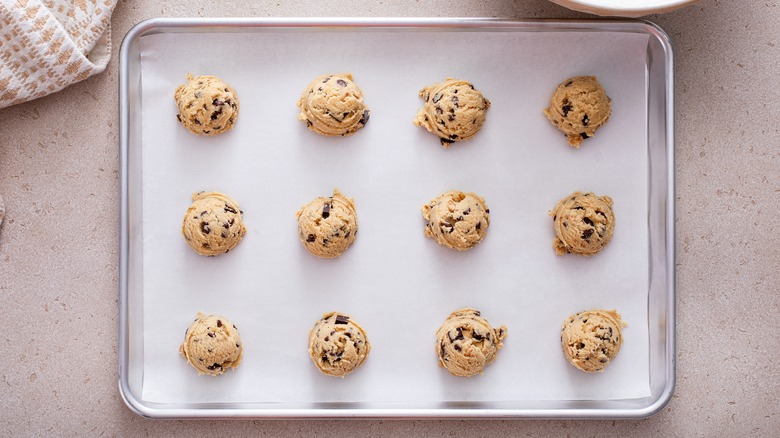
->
[[118, 18, 675, 418]]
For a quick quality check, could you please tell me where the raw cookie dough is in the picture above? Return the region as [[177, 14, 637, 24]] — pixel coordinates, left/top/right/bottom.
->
[[413, 78, 491, 147], [435, 308, 507, 377], [182, 191, 247, 256], [296, 189, 358, 258], [561, 309, 626, 373], [174, 74, 239, 136], [297, 73, 370, 136], [308, 312, 370, 377], [422, 190, 490, 251], [544, 75, 611, 148], [550, 191, 614, 256], [179, 312, 243, 376]]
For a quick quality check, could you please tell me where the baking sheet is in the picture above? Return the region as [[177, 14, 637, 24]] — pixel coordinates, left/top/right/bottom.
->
[[138, 29, 651, 404]]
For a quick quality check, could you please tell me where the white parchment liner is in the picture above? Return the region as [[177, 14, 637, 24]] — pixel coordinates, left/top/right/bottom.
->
[[139, 29, 651, 403]]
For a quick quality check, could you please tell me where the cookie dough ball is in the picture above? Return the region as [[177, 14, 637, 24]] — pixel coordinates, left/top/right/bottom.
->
[[544, 76, 611, 148], [561, 309, 626, 373], [413, 78, 491, 147], [308, 312, 371, 377], [179, 312, 243, 376], [296, 189, 358, 258], [182, 191, 246, 256], [550, 191, 614, 256], [174, 74, 239, 135], [297, 73, 370, 136], [422, 190, 490, 251], [435, 308, 507, 377]]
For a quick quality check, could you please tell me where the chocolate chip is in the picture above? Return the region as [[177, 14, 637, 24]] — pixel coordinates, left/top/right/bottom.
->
[[335, 315, 350, 324], [322, 202, 331, 219], [322, 238, 329, 245], [581, 132, 590, 139], [448, 114, 455, 122], [194, 91, 202, 98], [203, 130, 210, 134], [307, 234, 316, 242], [212, 99, 225, 106], [336, 79, 347, 87], [475, 222, 481, 230], [565, 81, 573, 87], [449, 134, 458, 140], [213, 126, 221, 130], [432, 93, 443, 103], [440, 138, 454, 144], [595, 210, 606, 218], [233, 324, 237, 329], [457, 216, 463, 221], [176, 114, 182, 122], [194, 119, 201, 125], [217, 320, 222, 327], [440, 342, 447, 359], [324, 336, 329, 342], [582, 229, 594, 240], [582, 114, 590, 126], [485, 209, 490, 214], [207, 332, 215, 338], [236, 343, 240, 348], [473, 330, 484, 341], [224, 205, 237, 214], [463, 208, 471, 216], [441, 222, 454, 233], [211, 108, 223, 120], [436, 106, 443, 115], [454, 327, 464, 341], [469, 84, 475, 90], [200, 222, 210, 234], [583, 217, 594, 226], [452, 96, 459, 106], [359, 109, 370, 126], [453, 344, 462, 351], [344, 230, 350, 238], [207, 363, 222, 370], [573, 206, 584, 210], [562, 104, 572, 117], [221, 231, 228, 238]]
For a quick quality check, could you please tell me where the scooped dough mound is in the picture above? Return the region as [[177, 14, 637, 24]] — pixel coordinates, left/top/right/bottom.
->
[[296, 189, 358, 258], [550, 191, 614, 256], [174, 74, 239, 135], [435, 308, 507, 377], [308, 312, 371, 377], [422, 190, 490, 251], [297, 73, 370, 136], [561, 309, 626, 373], [179, 312, 243, 376], [182, 191, 247, 256], [544, 75, 611, 148], [414, 78, 491, 147]]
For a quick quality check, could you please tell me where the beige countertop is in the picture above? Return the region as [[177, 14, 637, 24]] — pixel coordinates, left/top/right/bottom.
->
[[1, 0, 778, 435]]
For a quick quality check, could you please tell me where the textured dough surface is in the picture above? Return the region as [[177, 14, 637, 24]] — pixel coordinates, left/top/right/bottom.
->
[[550, 191, 614, 256], [174, 74, 239, 136], [561, 309, 626, 373], [308, 312, 371, 377], [435, 308, 507, 377], [543, 76, 611, 148], [297, 73, 370, 136], [179, 312, 243, 376], [182, 191, 246, 256], [413, 78, 491, 147], [296, 189, 358, 258], [422, 190, 490, 251]]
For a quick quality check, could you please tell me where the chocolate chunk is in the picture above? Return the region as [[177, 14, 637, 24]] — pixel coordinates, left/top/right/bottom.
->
[[582, 114, 590, 126], [322, 238, 329, 245], [213, 99, 225, 106], [562, 104, 572, 117], [200, 222, 210, 234], [236, 343, 240, 348], [440, 342, 447, 359], [323, 77, 331, 83], [306, 119, 313, 127], [207, 363, 222, 370], [217, 320, 222, 327], [436, 106, 443, 115], [447, 114, 455, 122], [432, 93, 443, 103], [565, 81, 573, 87], [441, 222, 454, 233], [582, 229, 594, 240], [194, 119, 201, 125], [453, 344, 462, 351], [485, 209, 490, 214], [322, 202, 331, 219], [449, 134, 458, 140], [469, 84, 475, 90], [324, 336, 329, 342], [221, 231, 228, 238], [457, 216, 463, 221], [176, 114, 182, 122], [454, 327, 464, 341], [580, 132, 590, 139], [452, 96, 459, 106], [211, 108, 223, 120], [335, 315, 350, 324], [440, 138, 454, 144], [336, 79, 347, 87], [207, 332, 215, 338], [463, 208, 471, 216], [344, 230, 350, 238], [233, 324, 237, 329], [473, 330, 484, 341], [306, 234, 316, 242], [359, 109, 370, 126], [583, 217, 594, 226], [224, 205, 237, 214], [475, 222, 481, 230], [474, 310, 481, 316]]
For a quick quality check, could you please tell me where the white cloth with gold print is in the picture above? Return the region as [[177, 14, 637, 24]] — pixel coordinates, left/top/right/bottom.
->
[[0, 0, 116, 109]]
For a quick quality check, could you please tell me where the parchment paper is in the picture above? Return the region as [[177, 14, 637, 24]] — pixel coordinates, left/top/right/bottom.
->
[[139, 28, 651, 404]]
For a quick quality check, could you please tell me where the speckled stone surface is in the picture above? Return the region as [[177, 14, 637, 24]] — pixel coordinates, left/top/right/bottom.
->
[[0, 0, 778, 436]]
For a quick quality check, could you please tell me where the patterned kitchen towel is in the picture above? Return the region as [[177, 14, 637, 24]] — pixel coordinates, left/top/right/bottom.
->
[[0, 0, 116, 109]]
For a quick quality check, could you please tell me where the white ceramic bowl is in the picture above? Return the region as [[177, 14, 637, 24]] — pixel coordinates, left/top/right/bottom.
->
[[549, 0, 699, 17]]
